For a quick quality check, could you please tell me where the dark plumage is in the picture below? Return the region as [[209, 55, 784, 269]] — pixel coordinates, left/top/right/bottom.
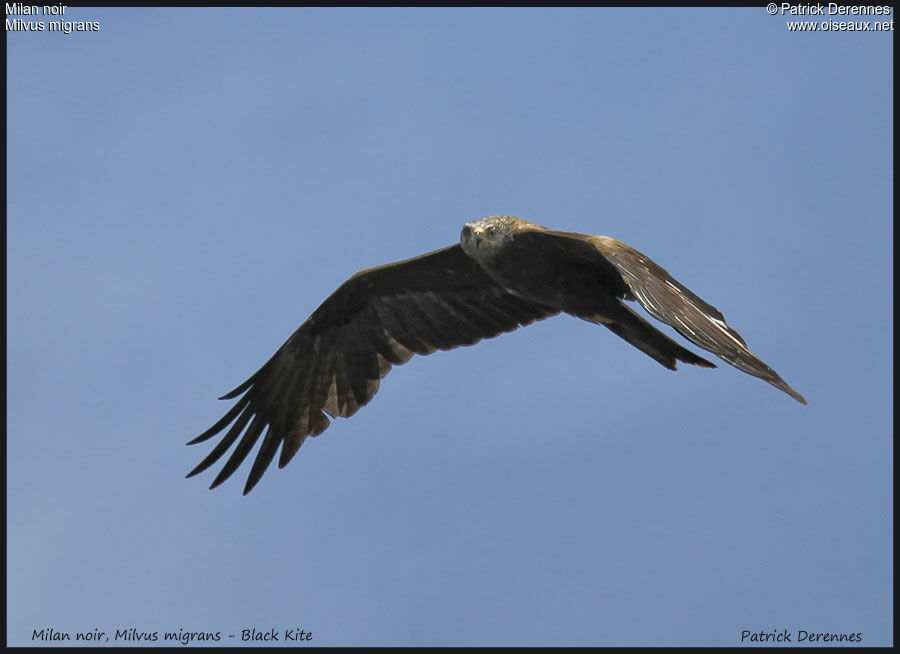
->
[[189, 215, 805, 494]]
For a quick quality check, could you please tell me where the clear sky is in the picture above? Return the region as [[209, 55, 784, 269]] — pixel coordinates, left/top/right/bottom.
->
[[7, 7, 892, 647]]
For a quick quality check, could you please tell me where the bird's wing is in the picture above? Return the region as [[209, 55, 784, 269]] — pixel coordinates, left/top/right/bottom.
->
[[585, 235, 806, 404], [188, 244, 558, 494]]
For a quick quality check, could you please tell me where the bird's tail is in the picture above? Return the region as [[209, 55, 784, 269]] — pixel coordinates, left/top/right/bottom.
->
[[580, 305, 716, 371]]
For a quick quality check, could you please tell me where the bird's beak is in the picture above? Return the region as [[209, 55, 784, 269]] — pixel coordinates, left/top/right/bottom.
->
[[472, 227, 484, 247]]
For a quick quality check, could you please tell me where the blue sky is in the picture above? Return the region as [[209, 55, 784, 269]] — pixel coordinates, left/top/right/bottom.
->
[[7, 7, 892, 647]]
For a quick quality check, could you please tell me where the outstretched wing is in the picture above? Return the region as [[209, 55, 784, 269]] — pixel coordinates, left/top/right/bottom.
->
[[188, 244, 558, 494], [587, 235, 806, 404]]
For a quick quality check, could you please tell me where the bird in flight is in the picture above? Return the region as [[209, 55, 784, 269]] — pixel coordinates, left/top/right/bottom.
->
[[188, 215, 805, 494]]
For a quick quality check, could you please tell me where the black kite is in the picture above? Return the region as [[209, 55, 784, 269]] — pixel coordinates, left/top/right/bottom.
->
[[188, 216, 805, 494]]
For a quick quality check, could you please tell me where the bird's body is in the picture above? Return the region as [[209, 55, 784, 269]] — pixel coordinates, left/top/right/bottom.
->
[[463, 216, 623, 313], [189, 216, 805, 494]]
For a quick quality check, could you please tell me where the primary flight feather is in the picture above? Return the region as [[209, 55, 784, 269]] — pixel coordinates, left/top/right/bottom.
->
[[189, 216, 805, 494]]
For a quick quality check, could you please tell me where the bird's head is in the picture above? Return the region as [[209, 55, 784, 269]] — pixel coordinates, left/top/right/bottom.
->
[[460, 215, 521, 259]]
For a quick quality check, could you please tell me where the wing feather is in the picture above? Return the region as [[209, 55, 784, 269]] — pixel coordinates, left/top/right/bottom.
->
[[587, 235, 806, 404], [210, 414, 268, 489], [186, 404, 253, 477], [376, 296, 437, 355], [189, 244, 558, 494], [440, 293, 499, 334]]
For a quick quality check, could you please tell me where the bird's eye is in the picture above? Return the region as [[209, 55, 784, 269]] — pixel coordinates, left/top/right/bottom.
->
[[485, 226, 496, 235]]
